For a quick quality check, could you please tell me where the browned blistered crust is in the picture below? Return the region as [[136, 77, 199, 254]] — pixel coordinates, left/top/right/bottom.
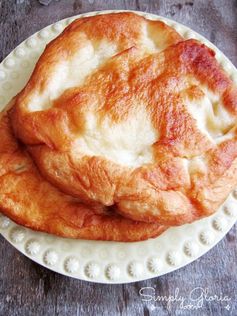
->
[[0, 112, 167, 241], [1, 13, 237, 240]]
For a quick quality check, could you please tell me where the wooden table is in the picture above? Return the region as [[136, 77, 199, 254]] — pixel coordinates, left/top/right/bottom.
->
[[0, 1, 236, 315]]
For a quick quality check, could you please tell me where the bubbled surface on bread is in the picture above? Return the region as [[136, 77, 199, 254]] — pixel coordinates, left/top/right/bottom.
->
[[0, 111, 167, 241], [8, 12, 237, 227]]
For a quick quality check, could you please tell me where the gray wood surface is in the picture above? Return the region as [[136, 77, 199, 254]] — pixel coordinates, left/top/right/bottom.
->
[[0, 1, 236, 315]]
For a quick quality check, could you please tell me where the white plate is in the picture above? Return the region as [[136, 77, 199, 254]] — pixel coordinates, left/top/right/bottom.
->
[[0, 10, 237, 284]]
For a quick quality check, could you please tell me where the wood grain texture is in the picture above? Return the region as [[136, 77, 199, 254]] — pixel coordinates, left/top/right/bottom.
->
[[0, 1, 236, 315]]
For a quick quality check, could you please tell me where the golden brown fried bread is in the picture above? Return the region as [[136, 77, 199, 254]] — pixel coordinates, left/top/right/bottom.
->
[[0, 112, 167, 241], [7, 12, 237, 228]]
